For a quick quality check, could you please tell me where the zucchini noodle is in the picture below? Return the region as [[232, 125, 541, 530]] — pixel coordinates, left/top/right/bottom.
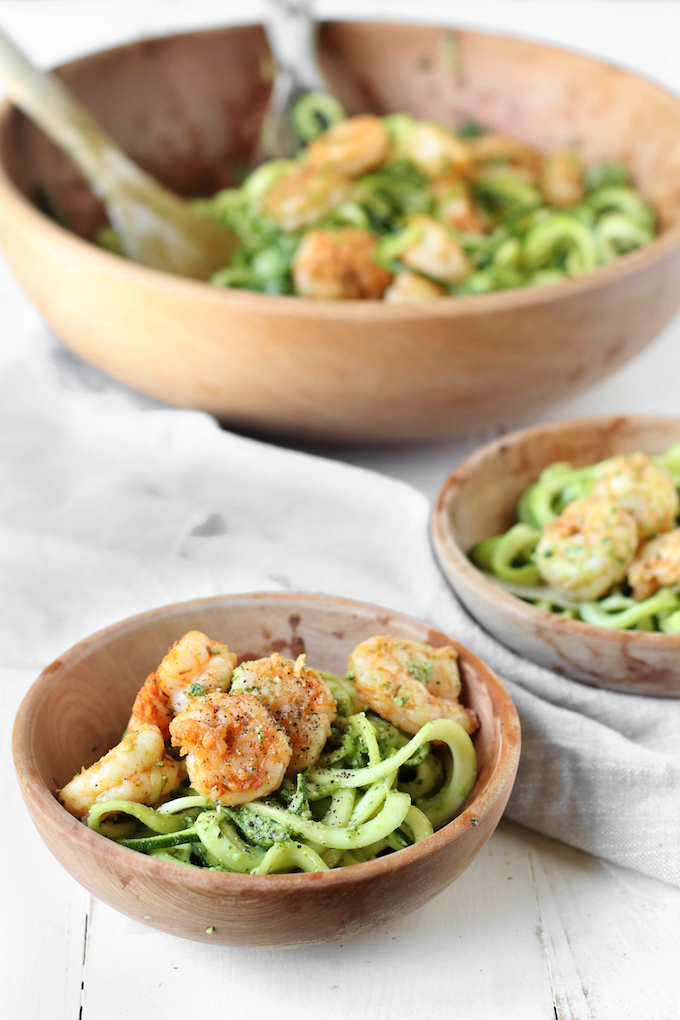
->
[[84, 670, 478, 875], [291, 92, 346, 143], [489, 523, 541, 585], [92, 100, 657, 300], [577, 587, 678, 629], [470, 445, 680, 631]]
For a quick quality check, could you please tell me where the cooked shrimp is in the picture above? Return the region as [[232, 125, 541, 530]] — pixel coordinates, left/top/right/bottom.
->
[[591, 453, 679, 540], [400, 215, 472, 284], [628, 527, 680, 601], [403, 121, 471, 179], [468, 133, 542, 176], [540, 150, 585, 208], [534, 494, 638, 600], [306, 115, 390, 177], [433, 181, 491, 233], [58, 724, 185, 819], [384, 271, 447, 302], [292, 227, 393, 299], [129, 631, 236, 740], [348, 636, 479, 736], [169, 692, 291, 805], [260, 163, 351, 230], [230, 652, 336, 772], [129, 673, 174, 739]]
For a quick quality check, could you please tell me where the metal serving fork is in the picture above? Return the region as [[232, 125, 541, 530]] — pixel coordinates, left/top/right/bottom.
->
[[258, 0, 328, 160]]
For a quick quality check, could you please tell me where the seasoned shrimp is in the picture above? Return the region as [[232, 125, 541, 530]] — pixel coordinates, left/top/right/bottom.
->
[[306, 115, 390, 177], [292, 228, 393, 299], [540, 149, 585, 208], [129, 673, 174, 739], [384, 271, 447, 302], [591, 453, 679, 540], [348, 636, 479, 736], [534, 494, 638, 600], [403, 121, 471, 179], [400, 215, 472, 284], [58, 724, 185, 819], [260, 163, 351, 230], [129, 631, 236, 740], [468, 133, 542, 176], [433, 181, 491, 233], [230, 652, 336, 772], [169, 692, 291, 805], [628, 527, 680, 601]]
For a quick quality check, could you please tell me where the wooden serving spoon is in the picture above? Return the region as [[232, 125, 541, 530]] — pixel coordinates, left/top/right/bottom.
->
[[0, 29, 237, 279]]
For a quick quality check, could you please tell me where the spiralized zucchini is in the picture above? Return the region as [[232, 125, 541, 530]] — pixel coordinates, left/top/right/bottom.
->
[[86, 673, 477, 874], [92, 95, 657, 298], [188, 99, 656, 299], [470, 446, 680, 631]]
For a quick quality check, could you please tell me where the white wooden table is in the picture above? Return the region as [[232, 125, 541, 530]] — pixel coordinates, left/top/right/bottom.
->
[[2, 3, 680, 1018]]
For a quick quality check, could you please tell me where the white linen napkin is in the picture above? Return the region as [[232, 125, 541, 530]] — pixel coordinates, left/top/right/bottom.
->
[[4, 344, 679, 888]]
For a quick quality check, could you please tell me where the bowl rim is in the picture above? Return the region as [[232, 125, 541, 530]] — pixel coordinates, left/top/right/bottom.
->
[[1, 20, 680, 319], [12, 590, 521, 891], [432, 413, 680, 648]]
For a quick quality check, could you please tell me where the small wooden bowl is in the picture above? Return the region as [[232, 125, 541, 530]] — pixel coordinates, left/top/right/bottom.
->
[[12, 592, 519, 948], [2, 24, 680, 442], [433, 416, 680, 697]]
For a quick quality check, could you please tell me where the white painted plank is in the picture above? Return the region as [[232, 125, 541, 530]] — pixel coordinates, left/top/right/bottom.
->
[[528, 832, 680, 1020], [3, 667, 89, 1019], [530, 846, 594, 1020]]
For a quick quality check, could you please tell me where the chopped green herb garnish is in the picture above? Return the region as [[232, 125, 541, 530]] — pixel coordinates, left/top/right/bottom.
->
[[186, 682, 207, 697], [408, 661, 433, 684]]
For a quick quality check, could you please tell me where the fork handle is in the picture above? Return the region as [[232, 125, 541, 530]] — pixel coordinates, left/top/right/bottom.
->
[[264, 0, 325, 94]]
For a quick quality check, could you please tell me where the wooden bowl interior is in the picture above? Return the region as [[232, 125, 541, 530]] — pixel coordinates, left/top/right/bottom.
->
[[4, 22, 680, 243], [448, 416, 680, 554], [29, 595, 504, 809]]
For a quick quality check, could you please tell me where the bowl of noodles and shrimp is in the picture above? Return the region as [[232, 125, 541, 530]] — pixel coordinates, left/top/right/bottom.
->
[[12, 592, 520, 947], [433, 415, 680, 697], [3, 23, 680, 441]]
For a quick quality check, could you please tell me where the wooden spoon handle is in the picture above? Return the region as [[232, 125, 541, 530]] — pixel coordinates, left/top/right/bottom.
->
[[0, 29, 237, 278], [0, 29, 145, 196]]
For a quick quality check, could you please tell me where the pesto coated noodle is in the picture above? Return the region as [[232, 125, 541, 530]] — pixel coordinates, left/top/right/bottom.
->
[[470, 446, 680, 632], [95, 95, 658, 300], [58, 632, 479, 873]]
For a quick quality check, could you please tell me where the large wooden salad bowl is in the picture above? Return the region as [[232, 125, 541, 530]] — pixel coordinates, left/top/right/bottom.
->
[[1, 24, 680, 441], [12, 592, 520, 948], [433, 416, 680, 696]]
